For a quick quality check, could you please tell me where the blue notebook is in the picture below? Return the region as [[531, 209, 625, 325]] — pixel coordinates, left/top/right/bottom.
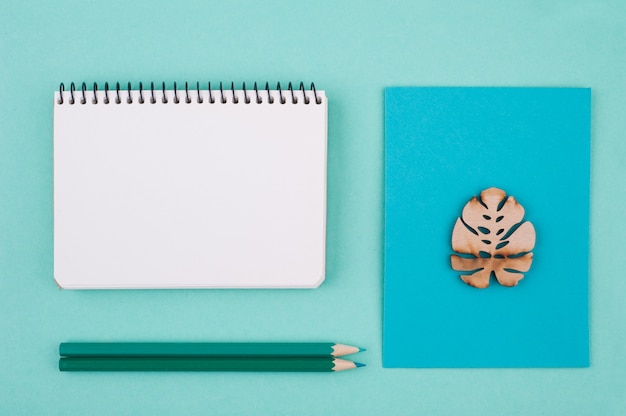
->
[[384, 87, 590, 367]]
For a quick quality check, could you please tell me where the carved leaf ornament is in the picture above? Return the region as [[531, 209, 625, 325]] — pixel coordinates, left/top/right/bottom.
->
[[450, 187, 536, 288]]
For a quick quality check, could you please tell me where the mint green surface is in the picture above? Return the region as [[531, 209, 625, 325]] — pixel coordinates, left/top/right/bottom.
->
[[0, 1, 625, 414]]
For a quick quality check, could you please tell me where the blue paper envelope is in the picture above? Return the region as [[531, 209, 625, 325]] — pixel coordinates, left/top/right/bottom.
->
[[384, 87, 590, 367]]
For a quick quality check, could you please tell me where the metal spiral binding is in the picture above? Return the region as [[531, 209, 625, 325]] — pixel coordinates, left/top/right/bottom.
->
[[57, 81, 322, 105]]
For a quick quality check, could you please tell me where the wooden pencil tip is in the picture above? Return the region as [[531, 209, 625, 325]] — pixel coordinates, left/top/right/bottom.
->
[[333, 358, 365, 371], [358, 347, 366, 352], [332, 344, 364, 357]]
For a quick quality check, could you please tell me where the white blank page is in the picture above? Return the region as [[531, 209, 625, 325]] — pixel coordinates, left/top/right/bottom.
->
[[53, 87, 327, 288]]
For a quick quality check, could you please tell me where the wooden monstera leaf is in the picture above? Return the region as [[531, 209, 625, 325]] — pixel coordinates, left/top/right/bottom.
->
[[450, 187, 536, 288]]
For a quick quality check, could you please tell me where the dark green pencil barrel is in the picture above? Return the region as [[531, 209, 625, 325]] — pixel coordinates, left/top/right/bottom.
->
[[59, 357, 339, 372], [59, 342, 336, 358]]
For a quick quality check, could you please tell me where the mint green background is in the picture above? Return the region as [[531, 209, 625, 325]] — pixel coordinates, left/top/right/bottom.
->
[[0, 1, 624, 414]]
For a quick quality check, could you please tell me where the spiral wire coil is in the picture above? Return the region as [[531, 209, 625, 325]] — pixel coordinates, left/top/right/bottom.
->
[[57, 82, 322, 105]]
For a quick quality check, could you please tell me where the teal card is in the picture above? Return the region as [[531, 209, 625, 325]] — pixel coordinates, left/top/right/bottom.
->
[[384, 87, 590, 367]]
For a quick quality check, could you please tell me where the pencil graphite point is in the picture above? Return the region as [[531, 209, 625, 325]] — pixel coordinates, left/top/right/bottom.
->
[[355, 362, 366, 368]]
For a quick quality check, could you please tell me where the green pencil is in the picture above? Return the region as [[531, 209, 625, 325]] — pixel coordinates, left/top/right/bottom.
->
[[58, 357, 365, 372], [59, 342, 364, 358]]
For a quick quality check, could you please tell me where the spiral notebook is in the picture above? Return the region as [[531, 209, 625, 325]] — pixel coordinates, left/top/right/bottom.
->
[[53, 82, 328, 289]]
